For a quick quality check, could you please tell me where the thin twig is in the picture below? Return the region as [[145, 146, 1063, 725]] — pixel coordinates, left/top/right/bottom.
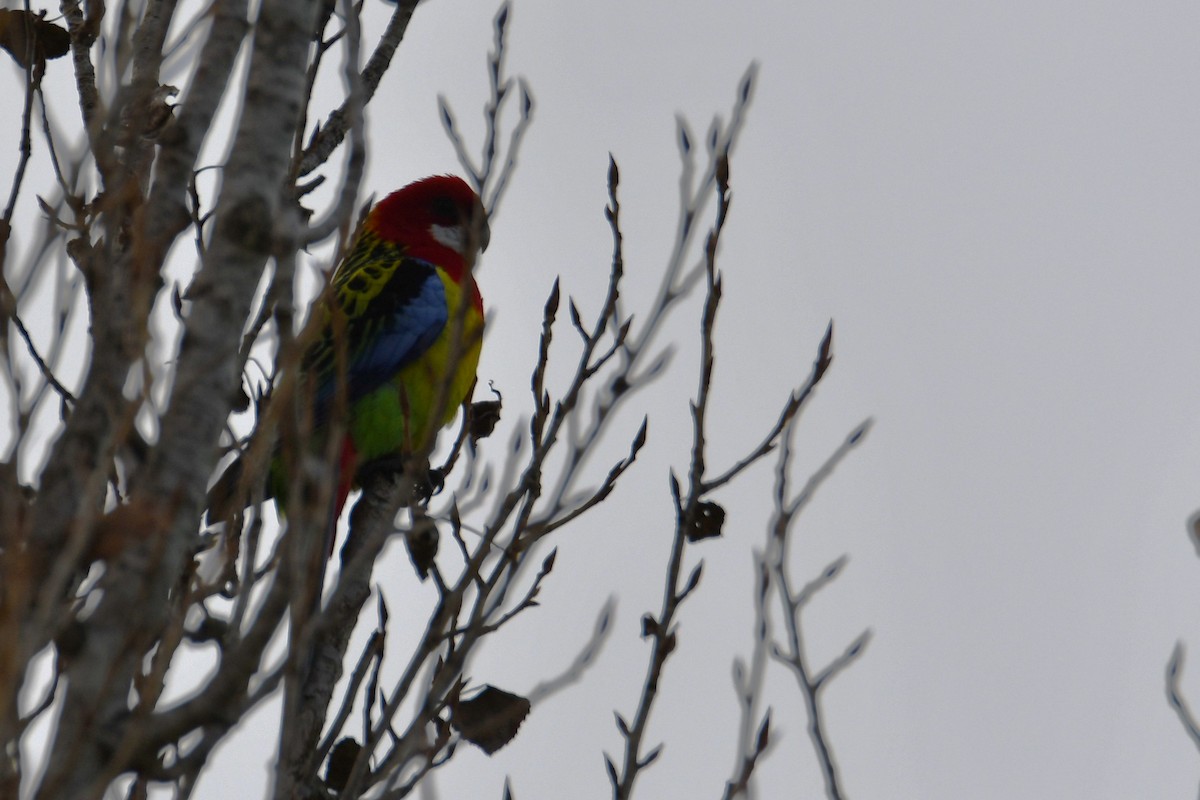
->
[[297, 0, 420, 176], [2, 8, 37, 226], [9, 312, 75, 403], [610, 147, 736, 800], [766, 418, 871, 800], [724, 553, 773, 800], [1168, 643, 1200, 752], [438, 3, 534, 222]]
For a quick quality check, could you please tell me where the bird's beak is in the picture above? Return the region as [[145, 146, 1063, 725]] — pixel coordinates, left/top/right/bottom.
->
[[474, 199, 491, 253]]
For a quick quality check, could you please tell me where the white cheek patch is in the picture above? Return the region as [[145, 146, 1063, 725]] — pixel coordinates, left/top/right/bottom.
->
[[430, 223, 466, 255]]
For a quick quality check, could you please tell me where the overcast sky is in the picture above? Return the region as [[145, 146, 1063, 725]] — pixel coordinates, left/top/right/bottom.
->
[[9, 0, 1200, 797], [366, 2, 1200, 797]]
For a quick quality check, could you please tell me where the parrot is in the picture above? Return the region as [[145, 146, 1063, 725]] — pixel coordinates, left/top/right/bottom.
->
[[209, 175, 489, 527]]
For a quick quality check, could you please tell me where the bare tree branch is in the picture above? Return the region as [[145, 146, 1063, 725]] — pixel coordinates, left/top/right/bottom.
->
[[764, 419, 872, 800], [34, 5, 324, 796], [298, 0, 420, 176], [1168, 643, 1200, 753], [0, 8, 870, 799]]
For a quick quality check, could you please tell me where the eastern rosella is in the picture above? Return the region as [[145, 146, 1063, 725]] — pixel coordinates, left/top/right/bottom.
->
[[210, 175, 488, 523]]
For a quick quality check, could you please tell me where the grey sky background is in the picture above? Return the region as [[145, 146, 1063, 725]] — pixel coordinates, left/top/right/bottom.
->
[[372, 2, 1198, 797], [6, 0, 1200, 797]]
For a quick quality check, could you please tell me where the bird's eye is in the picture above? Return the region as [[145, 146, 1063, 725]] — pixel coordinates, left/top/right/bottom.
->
[[430, 196, 458, 224]]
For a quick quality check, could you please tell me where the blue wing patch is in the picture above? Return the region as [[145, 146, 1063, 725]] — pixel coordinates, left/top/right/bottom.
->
[[303, 249, 448, 423]]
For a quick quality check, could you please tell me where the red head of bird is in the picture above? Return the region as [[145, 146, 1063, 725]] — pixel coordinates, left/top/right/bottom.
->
[[365, 175, 490, 285]]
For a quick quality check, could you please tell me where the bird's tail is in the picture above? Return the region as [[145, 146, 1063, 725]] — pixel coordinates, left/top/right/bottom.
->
[[206, 446, 346, 560]]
